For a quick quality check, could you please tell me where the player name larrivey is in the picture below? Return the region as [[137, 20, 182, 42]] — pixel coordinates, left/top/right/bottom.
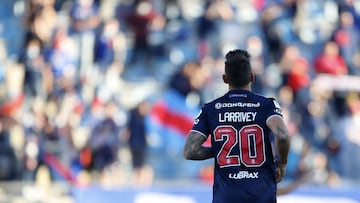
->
[[229, 171, 259, 179], [219, 112, 257, 122]]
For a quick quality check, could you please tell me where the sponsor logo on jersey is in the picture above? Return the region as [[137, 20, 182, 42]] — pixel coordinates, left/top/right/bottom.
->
[[215, 102, 260, 109], [193, 110, 202, 125], [272, 100, 282, 114], [273, 100, 281, 109], [229, 171, 259, 179], [219, 112, 257, 123]]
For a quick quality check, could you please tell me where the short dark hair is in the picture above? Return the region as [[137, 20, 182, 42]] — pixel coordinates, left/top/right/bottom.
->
[[224, 49, 252, 87]]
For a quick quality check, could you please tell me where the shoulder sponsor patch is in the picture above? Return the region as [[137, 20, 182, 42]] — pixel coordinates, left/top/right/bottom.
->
[[273, 100, 282, 114], [273, 100, 281, 109]]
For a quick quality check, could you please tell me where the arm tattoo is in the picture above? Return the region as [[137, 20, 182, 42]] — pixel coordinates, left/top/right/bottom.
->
[[276, 125, 288, 139], [275, 125, 290, 164], [183, 133, 213, 160]]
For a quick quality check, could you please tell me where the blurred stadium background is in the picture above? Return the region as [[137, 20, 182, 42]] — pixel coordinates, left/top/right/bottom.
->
[[0, 0, 360, 202]]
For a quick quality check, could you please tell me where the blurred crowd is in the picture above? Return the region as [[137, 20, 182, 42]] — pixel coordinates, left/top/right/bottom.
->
[[0, 0, 360, 188]]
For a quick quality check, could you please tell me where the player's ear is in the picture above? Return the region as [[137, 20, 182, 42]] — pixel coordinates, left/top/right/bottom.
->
[[222, 74, 229, 84], [250, 72, 255, 82]]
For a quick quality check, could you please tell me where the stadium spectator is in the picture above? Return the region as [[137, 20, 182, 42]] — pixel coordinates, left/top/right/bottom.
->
[[314, 41, 348, 75], [125, 0, 165, 65], [334, 92, 360, 179], [22, 0, 57, 46], [86, 100, 122, 175], [0, 118, 17, 180], [69, 0, 100, 33], [196, 0, 234, 59], [93, 18, 127, 73], [260, 1, 298, 62], [19, 36, 47, 98], [332, 11, 360, 75], [169, 61, 200, 97], [123, 100, 153, 186]]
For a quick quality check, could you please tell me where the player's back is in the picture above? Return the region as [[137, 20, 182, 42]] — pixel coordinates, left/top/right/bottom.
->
[[203, 89, 281, 203]]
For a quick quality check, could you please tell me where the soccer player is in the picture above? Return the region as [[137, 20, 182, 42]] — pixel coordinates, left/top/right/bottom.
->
[[183, 49, 290, 203]]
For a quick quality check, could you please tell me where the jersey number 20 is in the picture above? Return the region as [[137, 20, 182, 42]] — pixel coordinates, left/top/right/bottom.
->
[[214, 124, 266, 167]]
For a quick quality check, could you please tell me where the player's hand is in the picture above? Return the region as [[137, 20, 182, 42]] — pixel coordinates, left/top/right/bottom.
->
[[275, 160, 287, 183]]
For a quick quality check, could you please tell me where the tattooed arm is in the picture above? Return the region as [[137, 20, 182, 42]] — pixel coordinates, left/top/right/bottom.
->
[[267, 115, 291, 183], [183, 131, 213, 160]]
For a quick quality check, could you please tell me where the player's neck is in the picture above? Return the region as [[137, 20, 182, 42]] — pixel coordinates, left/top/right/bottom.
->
[[229, 84, 252, 91]]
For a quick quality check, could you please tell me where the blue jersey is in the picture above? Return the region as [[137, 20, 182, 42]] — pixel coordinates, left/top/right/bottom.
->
[[191, 90, 283, 203]]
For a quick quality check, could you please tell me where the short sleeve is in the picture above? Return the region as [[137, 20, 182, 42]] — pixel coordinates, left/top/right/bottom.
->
[[266, 98, 283, 118]]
